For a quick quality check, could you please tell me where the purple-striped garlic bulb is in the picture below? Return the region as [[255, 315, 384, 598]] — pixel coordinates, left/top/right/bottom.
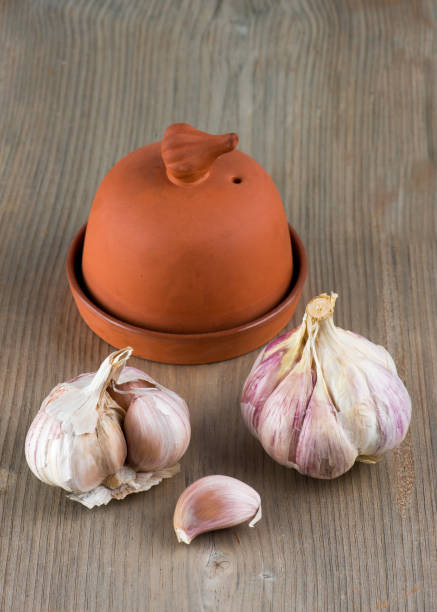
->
[[241, 293, 411, 479], [25, 348, 190, 508]]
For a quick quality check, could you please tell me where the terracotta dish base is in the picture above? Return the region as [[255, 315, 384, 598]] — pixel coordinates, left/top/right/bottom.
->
[[66, 224, 307, 364]]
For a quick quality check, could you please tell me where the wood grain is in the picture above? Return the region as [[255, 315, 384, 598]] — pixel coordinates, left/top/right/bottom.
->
[[1, 0, 436, 610]]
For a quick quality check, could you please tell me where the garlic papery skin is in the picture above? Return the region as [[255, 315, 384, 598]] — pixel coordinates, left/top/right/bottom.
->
[[110, 368, 191, 472], [68, 464, 180, 509], [173, 475, 261, 544], [256, 342, 314, 468], [295, 361, 357, 479], [25, 349, 131, 493], [241, 322, 306, 437], [240, 293, 412, 479]]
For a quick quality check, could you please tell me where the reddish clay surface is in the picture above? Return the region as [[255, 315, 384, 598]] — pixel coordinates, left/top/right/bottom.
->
[[81, 124, 293, 334], [67, 224, 307, 364]]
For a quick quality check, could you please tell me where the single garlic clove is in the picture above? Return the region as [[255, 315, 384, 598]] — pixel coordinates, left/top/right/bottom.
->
[[69, 410, 127, 492], [241, 349, 285, 437], [257, 342, 314, 467], [315, 312, 411, 457], [318, 357, 381, 456], [124, 393, 190, 472], [241, 322, 306, 436], [356, 358, 411, 455], [173, 475, 262, 544], [110, 368, 191, 472], [295, 375, 357, 479]]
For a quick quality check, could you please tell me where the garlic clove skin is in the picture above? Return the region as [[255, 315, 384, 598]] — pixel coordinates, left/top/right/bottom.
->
[[355, 359, 411, 455], [110, 368, 191, 472], [108, 368, 157, 410], [317, 358, 381, 457], [315, 307, 397, 374], [295, 374, 357, 479], [173, 475, 261, 544], [124, 396, 189, 472], [241, 349, 285, 437], [45, 348, 132, 435], [257, 344, 314, 468], [315, 316, 411, 457], [70, 410, 127, 492], [241, 322, 306, 437]]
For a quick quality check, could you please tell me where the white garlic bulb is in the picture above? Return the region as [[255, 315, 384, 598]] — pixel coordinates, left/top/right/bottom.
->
[[241, 293, 411, 479], [25, 348, 190, 507]]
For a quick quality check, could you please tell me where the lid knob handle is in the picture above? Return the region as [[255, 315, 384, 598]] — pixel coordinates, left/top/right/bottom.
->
[[161, 123, 238, 186]]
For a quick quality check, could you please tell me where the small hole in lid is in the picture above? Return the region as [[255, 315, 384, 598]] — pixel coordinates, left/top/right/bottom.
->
[[232, 177, 242, 184]]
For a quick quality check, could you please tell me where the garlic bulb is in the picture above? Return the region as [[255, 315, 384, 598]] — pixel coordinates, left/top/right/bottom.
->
[[25, 348, 190, 507], [173, 475, 262, 544], [241, 293, 411, 479]]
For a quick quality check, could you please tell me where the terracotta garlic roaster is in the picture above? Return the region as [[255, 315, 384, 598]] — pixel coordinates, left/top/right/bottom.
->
[[66, 123, 307, 364]]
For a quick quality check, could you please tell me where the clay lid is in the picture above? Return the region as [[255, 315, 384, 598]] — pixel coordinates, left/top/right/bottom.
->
[[81, 124, 294, 335]]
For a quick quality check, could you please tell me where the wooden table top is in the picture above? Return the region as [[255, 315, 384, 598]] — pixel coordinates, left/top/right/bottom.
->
[[1, 1, 435, 610]]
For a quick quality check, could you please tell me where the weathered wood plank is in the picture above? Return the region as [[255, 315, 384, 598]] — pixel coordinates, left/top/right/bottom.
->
[[0, 0, 435, 610]]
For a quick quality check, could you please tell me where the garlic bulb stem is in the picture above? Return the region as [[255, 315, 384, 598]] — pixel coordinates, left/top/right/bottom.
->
[[306, 293, 337, 321]]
